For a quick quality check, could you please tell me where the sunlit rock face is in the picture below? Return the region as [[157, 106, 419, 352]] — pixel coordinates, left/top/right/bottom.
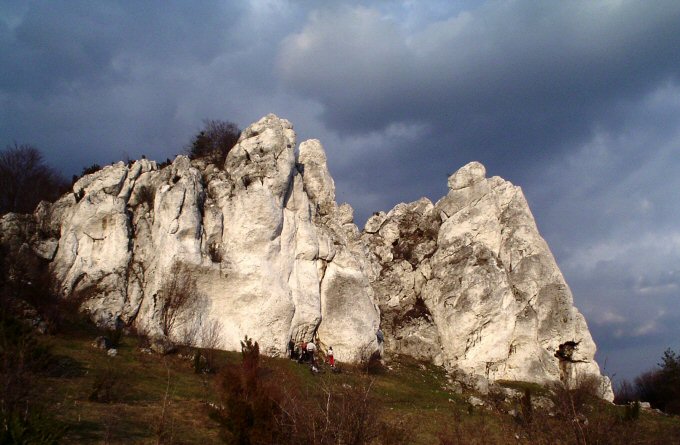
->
[[18, 115, 380, 363], [362, 162, 612, 399], [0, 115, 611, 398]]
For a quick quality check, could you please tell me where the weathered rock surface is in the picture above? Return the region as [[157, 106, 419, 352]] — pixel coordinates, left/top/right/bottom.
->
[[362, 162, 612, 399], [1, 115, 380, 363], [0, 115, 611, 398]]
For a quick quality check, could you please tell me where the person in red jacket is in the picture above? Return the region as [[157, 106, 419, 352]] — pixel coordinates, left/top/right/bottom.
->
[[328, 346, 335, 369]]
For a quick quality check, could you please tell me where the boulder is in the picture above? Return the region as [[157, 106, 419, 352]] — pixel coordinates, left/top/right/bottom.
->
[[150, 336, 176, 355], [93, 336, 111, 350], [468, 395, 485, 407]]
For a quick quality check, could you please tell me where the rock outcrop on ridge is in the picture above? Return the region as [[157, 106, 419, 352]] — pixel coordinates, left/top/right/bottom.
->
[[0, 114, 611, 398], [362, 162, 611, 398]]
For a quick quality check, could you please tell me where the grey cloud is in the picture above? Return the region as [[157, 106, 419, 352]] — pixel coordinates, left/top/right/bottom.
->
[[279, 2, 680, 164], [0, 1, 244, 95], [0, 1, 291, 175]]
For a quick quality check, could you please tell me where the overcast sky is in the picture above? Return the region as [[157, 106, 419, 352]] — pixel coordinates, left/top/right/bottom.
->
[[2, 0, 679, 382]]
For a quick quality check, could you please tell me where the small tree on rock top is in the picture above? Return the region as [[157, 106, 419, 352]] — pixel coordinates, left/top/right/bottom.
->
[[186, 119, 240, 165]]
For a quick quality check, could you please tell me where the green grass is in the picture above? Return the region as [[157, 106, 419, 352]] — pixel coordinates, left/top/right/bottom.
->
[[25, 328, 680, 444], [34, 329, 224, 444]]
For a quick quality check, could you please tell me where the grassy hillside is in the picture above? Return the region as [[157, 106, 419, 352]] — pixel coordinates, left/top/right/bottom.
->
[[5, 320, 680, 444]]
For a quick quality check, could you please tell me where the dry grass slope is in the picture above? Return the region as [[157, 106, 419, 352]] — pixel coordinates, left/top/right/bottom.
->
[[8, 324, 680, 445]]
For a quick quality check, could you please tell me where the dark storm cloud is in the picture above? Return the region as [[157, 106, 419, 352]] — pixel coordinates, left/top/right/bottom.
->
[[278, 1, 680, 381], [0, 1, 277, 174], [0, 1, 243, 95], [279, 2, 680, 183]]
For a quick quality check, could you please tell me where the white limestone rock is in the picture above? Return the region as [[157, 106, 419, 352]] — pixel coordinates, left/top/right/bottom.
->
[[298, 139, 335, 212], [30, 114, 379, 364], [362, 161, 613, 400], [1, 116, 610, 399]]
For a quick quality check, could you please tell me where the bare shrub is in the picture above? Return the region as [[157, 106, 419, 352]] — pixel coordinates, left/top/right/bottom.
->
[[536, 374, 623, 445], [614, 379, 637, 405], [0, 313, 50, 418], [176, 307, 204, 348], [623, 400, 641, 422], [0, 312, 68, 442], [80, 163, 102, 177], [271, 375, 387, 445], [88, 360, 123, 403], [437, 413, 500, 445], [0, 143, 69, 215], [211, 336, 276, 443], [158, 263, 205, 341], [209, 334, 416, 445], [633, 348, 680, 414], [550, 374, 602, 418], [186, 119, 240, 165], [136, 184, 156, 209], [154, 362, 176, 445], [200, 319, 224, 372], [1, 246, 64, 334]]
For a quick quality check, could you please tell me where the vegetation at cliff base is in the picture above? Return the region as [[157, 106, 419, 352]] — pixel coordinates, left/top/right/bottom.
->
[[0, 310, 679, 444]]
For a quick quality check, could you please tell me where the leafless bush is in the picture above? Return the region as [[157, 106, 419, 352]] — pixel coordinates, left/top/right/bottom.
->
[[511, 374, 630, 445], [154, 362, 176, 445], [437, 412, 499, 445], [186, 119, 240, 165], [550, 374, 602, 419], [0, 143, 68, 214], [88, 360, 123, 403], [62, 284, 102, 331], [614, 379, 637, 405], [136, 184, 156, 209], [632, 349, 680, 414], [0, 314, 47, 419], [209, 336, 394, 445], [158, 263, 205, 341], [176, 307, 204, 348], [200, 319, 223, 372], [273, 376, 385, 445]]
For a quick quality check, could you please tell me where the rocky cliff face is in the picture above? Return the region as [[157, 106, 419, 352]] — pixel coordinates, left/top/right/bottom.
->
[[0, 114, 611, 397], [362, 162, 610, 397]]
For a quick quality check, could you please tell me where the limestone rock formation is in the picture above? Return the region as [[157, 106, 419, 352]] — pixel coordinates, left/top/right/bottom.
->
[[0, 115, 611, 398], [2, 115, 380, 363], [362, 162, 612, 399]]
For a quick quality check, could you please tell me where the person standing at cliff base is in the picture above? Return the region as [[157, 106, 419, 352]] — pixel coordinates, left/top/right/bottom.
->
[[306, 340, 316, 366], [288, 339, 296, 360], [328, 346, 335, 368]]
